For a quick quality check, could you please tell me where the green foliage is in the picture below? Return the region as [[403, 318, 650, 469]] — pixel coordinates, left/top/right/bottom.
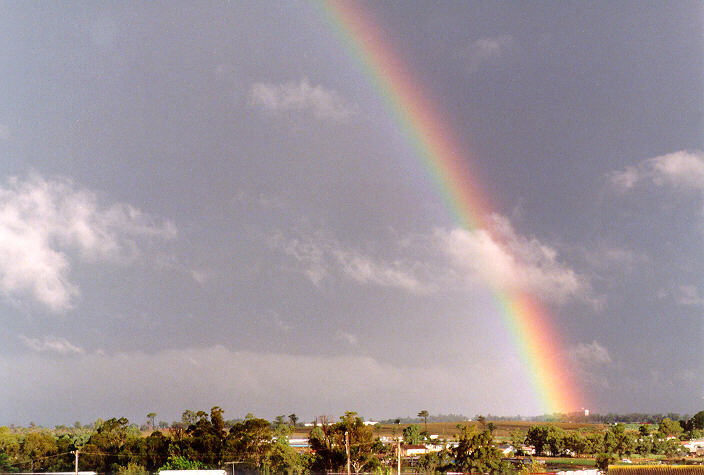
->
[[0, 453, 17, 473], [308, 411, 381, 473], [225, 415, 274, 469], [82, 417, 134, 472], [609, 424, 635, 457], [403, 424, 426, 444], [418, 410, 429, 429], [416, 448, 451, 474], [158, 455, 206, 470], [21, 431, 59, 470], [658, 418, 683, 437], [595, 452, 617, 471], [526, 425, 566, 456], [518, 458, 546, 474], [509, 430, 527, 455], [450, 425, 508, 473], [563, 431, 587, 456], [116, 461, 148, 475]]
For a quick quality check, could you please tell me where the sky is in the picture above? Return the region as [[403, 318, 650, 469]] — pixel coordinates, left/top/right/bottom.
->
[[0, 1, 702, 427]]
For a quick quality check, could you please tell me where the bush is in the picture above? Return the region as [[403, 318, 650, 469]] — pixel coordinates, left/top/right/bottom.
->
[[595, 452, 617, 472]]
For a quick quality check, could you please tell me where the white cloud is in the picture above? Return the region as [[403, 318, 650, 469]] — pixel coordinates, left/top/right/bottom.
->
[[20, 335, 85, 355], [464, 35, 513, 72], [0, 174, 177, 312], [249, 78, 357, 121], [272, 215, 593, 305], [191, 270, 210, 286], [609, 166, 640, 190], [675, 285, 704, 308], [0, 345, 539, 425], [568, 340, 612, 366], [336, 331, 358, 346], [610, 150, 704, 191], [332, 249, 430, 294], [270, 231, 431, 293], [436, 214, 593, 305]]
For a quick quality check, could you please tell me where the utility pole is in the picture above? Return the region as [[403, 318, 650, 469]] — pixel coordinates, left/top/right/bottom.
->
[[345, 430, 351, 475], [72, 449, 79, 475], [397, 438, 401, 474]]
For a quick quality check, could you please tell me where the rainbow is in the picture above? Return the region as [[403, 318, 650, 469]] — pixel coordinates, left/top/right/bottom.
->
[[318, 0, 581, 414]]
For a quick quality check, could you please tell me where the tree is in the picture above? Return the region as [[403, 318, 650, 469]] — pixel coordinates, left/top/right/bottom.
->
[[288, 413, 299, 427], [0, 453, 15, 473], [585, 431, 604, 454], [526, 425, 565, 456], [450, 425, 508, 473], [309, 411, 381, 473], [418, 410, 429, 430], [638, 424, 651, 437], [138, 431, 170, 471], [225, 416, 274, 470], [509, 430, 527, 455], [273, 415, 287, 431], [403, 424, 425, 444], [610, 424, 635, 457], [658, 418, 683, 437], [595, 452, 616, 471], [416, 448, 451, 474], [82, 417, 133, 473], [563, 431, 587, 456], [146, 413, 157, 431], [21, 432, 58, 471], [158, 455, 206, 471], [687, 411, 704, 431]]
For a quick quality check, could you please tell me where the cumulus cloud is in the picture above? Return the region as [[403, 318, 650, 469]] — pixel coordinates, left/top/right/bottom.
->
[[464, 35, 513, 72], [0, 174, 177, 312], [20, 335, 85, 355], [436, 214, 593, 305], [609, 150, 704, 191], [271, 214, 593, 305], [0, 345, 537, 425], [249, 78, 357, 121]]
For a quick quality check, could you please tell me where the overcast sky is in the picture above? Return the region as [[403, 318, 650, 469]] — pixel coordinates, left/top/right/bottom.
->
[[0, 1, 702, 427]]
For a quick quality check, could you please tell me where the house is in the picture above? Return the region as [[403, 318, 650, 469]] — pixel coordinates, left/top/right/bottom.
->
[[495, 444, 514, 456], [402, 444, 429, 457], [682, 438, 704, 455]]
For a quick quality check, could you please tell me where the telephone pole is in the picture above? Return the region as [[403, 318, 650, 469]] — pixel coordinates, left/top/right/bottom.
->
[[397, 438, 401, 474], [345, 430, 351, 475], [72, 449, 79, 475]]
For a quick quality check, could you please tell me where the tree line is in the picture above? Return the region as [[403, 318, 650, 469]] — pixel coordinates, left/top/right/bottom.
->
[[1, 408, 703, 473]]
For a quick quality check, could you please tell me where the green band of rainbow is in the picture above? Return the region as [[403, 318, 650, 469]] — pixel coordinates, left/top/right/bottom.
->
[[318, 0, 581, 414]]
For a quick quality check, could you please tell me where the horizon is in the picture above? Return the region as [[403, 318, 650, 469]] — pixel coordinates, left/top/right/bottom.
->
[[0, 1, 702, 425]]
